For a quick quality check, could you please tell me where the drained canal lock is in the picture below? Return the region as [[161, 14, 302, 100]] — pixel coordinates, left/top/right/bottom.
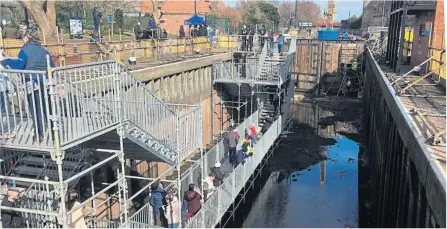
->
[[224, 96, 366, 228]]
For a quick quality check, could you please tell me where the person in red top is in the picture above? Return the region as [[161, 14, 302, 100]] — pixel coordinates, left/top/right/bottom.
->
[[248, 124, 257, 143]]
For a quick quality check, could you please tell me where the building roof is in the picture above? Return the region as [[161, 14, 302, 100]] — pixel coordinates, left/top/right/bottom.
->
[[140, 0, 211, 15], [313, 18, 343, 28]]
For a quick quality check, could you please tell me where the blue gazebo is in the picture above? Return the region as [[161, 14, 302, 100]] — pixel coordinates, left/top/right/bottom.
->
[[184, 14, 206, 26]]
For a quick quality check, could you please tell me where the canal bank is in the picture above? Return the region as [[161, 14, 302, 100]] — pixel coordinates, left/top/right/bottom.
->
[[223, 95, 366, 228]]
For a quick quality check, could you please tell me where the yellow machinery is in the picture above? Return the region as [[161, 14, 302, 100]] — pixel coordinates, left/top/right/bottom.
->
[[324, 0, 336, 30], [402, 27, 414, 65]]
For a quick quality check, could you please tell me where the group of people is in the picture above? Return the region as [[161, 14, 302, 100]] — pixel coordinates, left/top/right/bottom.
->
[[267, 32, 286, 57], [134, 21, 169, 40], [149, 182, 203, 228], [239, 25, 255, 52], [184, 25, 209, 38], [1, 21, 28, 39], [226, 124, 258, 168]]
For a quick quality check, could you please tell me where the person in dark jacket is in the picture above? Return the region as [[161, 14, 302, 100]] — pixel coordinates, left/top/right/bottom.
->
[[1, 188, 24, 228], [261, 115, 274, 134], [92, 8, 103, 33], [247, 27, 254, 52], [1, 24, 55, 141], [148, 17, 156, 30], [273, 94, 280, 116], [240, 25, 248, 51], [184, 184, 201, 217], [2, 21, 19, 39], [198, 25, 207, 37], [149, 182, 167, 227], [235, 148, 247, 168], [134, 22, 143, 40], [278, 34, 285, 54], [227, 129, 239, 164], [179, 25, 185, 38], [162, 29, 168, 39]]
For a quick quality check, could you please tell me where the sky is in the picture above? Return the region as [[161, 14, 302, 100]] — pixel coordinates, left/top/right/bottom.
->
[[225, 0, 364, 22]]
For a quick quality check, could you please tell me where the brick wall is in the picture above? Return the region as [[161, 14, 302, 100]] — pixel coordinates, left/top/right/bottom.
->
[[140, 0, 211, 35], [432, 0, 445, 49]]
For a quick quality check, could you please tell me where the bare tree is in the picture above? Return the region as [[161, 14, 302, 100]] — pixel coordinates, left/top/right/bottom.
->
[[278, 1, 295, 27], [21, 0, 57, 39], [151, 0, 166, 25], [295, 1, 321, 24]]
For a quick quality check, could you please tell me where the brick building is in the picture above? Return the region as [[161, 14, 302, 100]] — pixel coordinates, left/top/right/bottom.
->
[[386, 0, 444, 75], [403, 0, 443, 68], [140, 0, 211, 35]]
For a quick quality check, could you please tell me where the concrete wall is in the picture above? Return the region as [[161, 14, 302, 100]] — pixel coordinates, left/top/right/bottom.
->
[[364, 49, 445, 227]]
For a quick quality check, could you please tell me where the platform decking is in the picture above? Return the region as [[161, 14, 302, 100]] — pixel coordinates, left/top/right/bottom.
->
[[382, 64, 446, 173]]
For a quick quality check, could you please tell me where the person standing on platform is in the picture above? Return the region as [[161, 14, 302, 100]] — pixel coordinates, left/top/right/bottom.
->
[[179, 25, 185, 38], [1, 24, 55, 141], [165, 191, 180, 228], [227, 129, 240, 164], [278, 34, 285, 54], [149, 182, 167, 227], [184, 184, 202, 217]]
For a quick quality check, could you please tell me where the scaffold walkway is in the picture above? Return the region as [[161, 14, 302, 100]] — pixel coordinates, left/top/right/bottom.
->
[[0, 36, 296, 228], [368, 49, 446, 173]]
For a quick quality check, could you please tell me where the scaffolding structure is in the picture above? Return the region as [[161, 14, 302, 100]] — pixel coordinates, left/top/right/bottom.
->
[[0, 58, 202, 228], [323, 44, 364, 97], [181, 37, 296, 228], [0, 36, 296, 229]]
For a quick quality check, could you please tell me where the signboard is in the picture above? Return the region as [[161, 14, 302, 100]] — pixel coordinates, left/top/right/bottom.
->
[[108, 16, 114, 24], [69, 18, 83, 36], [298, 22, 312, 28]]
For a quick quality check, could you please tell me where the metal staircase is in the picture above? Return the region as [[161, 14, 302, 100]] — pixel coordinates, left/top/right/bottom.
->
[[0, 148, 92, 228], [0, 56, 202, 228]]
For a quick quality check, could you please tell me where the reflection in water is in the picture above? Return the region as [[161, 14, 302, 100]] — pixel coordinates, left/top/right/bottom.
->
[[241, 137, 359, 228], [320, 160, 326, 188]]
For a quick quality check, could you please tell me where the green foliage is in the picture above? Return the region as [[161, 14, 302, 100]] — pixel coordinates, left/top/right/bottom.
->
[[114, 9, 124, 31], [349, 16, 362, 29], [347, 15, 358, 23], [257, 2, 280, 27], [242, 2, 279, 30]]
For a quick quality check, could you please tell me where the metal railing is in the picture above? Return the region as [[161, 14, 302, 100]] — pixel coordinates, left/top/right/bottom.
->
[[185, 106, 288, 228], [0, 175, 60, 228], [1, 35, 246, 66], [0, 69, 54, 148], [1, 60, 202, 161], [212, 38, 296, 86], [86, 218, 121, 228], [117, 65, 202, 161]]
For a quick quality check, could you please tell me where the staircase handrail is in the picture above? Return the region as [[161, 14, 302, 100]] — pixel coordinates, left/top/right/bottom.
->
[[256, 41, 268, 79], [116, 62, 177, 116], [125, 120, 177, 152], [91, 38, 178, 117]]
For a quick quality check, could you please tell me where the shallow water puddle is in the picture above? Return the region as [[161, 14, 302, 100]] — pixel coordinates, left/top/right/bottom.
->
[[242, 136, 359, 228]]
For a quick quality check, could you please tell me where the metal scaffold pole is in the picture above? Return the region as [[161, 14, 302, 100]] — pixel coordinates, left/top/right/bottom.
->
[[176, 115, 182, 228], [46, 55, 68, 228]]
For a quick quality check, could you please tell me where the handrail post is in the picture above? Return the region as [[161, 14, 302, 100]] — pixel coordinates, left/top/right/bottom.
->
[[47, 55, 67, 228], [175, 114, 182, 227]]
